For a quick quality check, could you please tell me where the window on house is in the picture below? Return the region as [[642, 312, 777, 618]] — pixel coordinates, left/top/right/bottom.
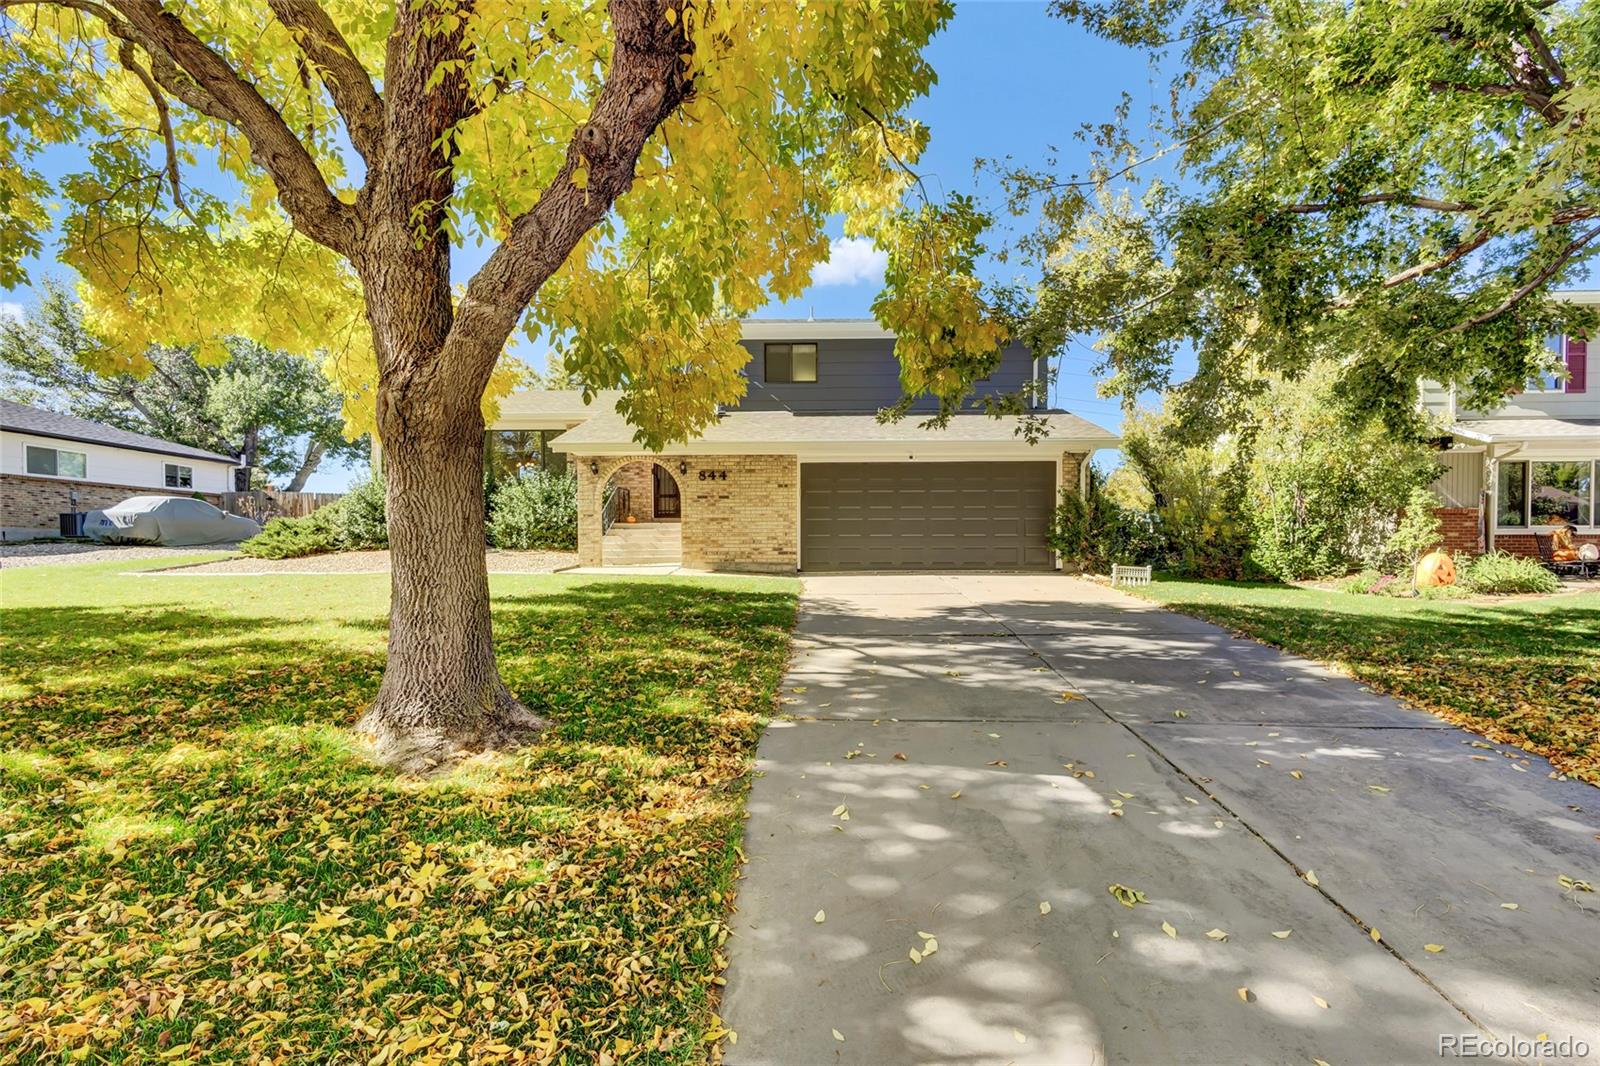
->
[[1496, 461, 1527, 527], [1530, 460, 1593, 527], [24, 444, 87, 479], [164, 463, 194, 489], [484, 429, 568, 487], [764, 343, 818, 383], [1529, 334, 1568, 392]]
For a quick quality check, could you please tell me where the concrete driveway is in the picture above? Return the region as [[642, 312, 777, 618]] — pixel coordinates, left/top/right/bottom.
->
[[720, 574, 1599, 1065]]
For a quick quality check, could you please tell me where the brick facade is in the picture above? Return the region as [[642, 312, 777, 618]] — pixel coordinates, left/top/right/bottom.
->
[[1, 474, 221, 536], [1431, 507, 1483, 555], [1060, 452, 1086, 496], [577, 454, 798, 572], [608, 461, 660, 523], [577, 451, 1086, 572], [1492, 530, 1600, 559]]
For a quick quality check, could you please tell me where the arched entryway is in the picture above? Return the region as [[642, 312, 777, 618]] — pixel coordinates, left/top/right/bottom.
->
[[600, 461, 682, 566]]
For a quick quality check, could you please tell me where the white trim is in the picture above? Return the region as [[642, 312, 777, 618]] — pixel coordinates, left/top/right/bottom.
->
[[739, 319, 893, 341], [1488, 454, 1597, 536], [794, 460, 802, 572], [557, 439, 1118, 460], [1053, 456, 1064, 571]]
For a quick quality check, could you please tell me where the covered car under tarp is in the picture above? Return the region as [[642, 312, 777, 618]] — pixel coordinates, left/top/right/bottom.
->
[[84, 496, 261, 545]]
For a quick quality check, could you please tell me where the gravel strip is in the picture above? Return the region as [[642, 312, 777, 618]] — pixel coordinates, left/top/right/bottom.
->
[[1, 543, 241, 568], [160, 549, 578, 575]]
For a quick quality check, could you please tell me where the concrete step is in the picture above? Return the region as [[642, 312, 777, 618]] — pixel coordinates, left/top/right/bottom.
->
[[603, 524, 681, 565]]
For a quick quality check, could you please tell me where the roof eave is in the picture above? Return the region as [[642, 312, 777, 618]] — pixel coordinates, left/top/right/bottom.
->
[[553, 436, 1119, 457], [1, 424, 238, 465]]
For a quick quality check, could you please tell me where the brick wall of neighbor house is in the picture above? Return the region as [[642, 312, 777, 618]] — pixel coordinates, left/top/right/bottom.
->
[[1492, 531, 1600, 559], [1431, 507, 1483, 555], [0, 474, 221, 532], [679, 455, 798, 572], [577, 453, 798, 571]]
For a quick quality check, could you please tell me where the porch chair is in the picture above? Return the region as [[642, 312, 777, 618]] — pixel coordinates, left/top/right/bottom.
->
[[1533, 533, 1586, 579]]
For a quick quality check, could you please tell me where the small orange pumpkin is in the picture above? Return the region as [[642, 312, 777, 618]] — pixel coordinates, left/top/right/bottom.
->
[[1416, 549, 1456, 587]]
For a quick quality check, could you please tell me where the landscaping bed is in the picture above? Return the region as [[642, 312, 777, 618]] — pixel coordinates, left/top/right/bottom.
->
[[0, 561, 797, 1061], [1131, 577, 1600, 784]]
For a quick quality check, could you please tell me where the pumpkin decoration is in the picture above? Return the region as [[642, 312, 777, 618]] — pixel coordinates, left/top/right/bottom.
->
[[1416, 549, 1456, 588], [625, 514, 638, 524]]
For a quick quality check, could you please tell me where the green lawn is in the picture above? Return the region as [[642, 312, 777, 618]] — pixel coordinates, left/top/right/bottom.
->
[[0, 561, 797, 1063], [1134, 577, 1600, 784]]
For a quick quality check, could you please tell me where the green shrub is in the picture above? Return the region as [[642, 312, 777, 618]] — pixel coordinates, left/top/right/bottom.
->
[[337, 476, 387, 549], [1046, 466, 1166, 573], [489, 469, 578, 550], [240, 508, 340, 559], [1458, 552, 1561, 595], [239, 476, 386, 558]]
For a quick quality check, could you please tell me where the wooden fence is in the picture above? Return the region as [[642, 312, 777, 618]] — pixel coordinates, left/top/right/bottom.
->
[[220, 490, 343, 522]]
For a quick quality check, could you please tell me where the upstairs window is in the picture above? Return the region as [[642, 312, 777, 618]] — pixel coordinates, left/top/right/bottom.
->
[[25, 444, 86, 479], [164, 463, 194, 489], [765, 342, 818, 383]]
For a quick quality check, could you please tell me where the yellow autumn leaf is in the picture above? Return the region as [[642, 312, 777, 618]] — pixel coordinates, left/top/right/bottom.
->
[[1161, 920, 1177, 938], [813, 910, 825, 924], [1312, 995, 1330, 1009], [1424, 944, 1444, 953]]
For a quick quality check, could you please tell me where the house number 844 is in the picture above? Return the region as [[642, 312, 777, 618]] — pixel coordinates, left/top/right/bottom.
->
[[697, 469, 730, 481]]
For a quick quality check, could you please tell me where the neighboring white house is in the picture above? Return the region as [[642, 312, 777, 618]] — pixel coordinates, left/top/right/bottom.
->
[[1423, 289, 1599, 558], [0, 399, 238, 540]]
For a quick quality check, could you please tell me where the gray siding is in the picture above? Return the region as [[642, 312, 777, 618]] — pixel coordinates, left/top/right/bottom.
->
[[732, 337, 1040, 413], [1431, 451, 1484, 508]]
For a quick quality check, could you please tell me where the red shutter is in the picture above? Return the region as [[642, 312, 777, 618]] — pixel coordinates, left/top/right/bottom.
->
[[1566, 334, 1587, 394]]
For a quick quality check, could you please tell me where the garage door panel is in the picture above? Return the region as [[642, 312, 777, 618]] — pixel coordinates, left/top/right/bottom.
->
[[801, 461, 1055, 571]]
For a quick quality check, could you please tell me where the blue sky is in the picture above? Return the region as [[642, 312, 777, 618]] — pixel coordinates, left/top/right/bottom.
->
[[1, 3, 1163, 491]]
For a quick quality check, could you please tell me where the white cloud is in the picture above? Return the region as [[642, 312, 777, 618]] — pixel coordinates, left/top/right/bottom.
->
[[0, 301, 23, 323], [811, 236, 887, 287]]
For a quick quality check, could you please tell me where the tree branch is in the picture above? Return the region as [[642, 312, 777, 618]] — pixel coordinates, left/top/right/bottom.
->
[[441, 0, 693, 381], [105, 0, 357, 253], [266, 0, 384, 164], [1283, 192, 1475, 214], [1522, 22, 1567, 88], [113, 38, 197, 224], [1380, 230, 1492, 289], [1427, 79, 1561, 124], [1446, 222, 1600, 333]]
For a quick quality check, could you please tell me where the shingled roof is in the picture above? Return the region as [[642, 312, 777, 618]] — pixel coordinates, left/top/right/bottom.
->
[[1, 399, 238, 464]]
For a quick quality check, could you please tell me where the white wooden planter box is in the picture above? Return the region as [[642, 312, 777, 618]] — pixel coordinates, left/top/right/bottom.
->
[[1110, 564, 1152, 587]]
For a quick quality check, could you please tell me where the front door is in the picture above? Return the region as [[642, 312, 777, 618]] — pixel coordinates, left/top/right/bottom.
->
[[653, 465, 681, 519]]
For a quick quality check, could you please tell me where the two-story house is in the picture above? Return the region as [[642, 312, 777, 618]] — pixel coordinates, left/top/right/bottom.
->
[[1424, 290, 1599, 558], [486, 320, 1118, 571]]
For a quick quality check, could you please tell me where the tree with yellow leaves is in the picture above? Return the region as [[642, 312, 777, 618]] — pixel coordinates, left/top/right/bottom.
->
[[1, 0, 1004, 769]]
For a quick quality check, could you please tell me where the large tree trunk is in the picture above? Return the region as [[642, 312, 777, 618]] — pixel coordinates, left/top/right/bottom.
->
[[347, 4, 546, 773], [355, 384, 543, 772]]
